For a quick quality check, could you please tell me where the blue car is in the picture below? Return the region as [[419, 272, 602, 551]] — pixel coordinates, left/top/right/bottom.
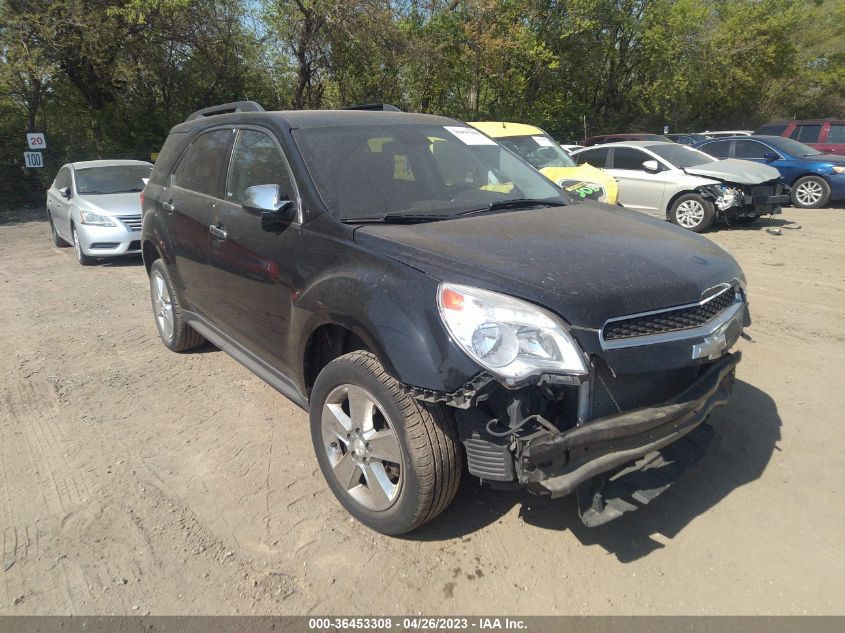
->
[[695, 135, 845, 208]]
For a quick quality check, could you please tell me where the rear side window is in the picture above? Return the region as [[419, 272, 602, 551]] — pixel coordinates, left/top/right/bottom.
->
[[172, 129, 235, 197], [575, 148, 609, 167], [734, 140, 769, 159], [226, 129, 295, 204], [827, 125, 845, 144], [790, 124, 822, 144], [699, 141, 730, 158], [611, 147, 648, 170], [757, 124, 788, 136]]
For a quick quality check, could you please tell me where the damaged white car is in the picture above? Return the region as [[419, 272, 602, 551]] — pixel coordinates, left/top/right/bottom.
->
[[571, 141, 789, 232]]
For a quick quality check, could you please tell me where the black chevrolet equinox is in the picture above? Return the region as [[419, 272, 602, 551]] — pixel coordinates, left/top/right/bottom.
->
[[141, 101, 750, 535]]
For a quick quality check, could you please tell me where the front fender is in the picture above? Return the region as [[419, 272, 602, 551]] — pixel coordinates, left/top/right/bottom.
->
[[290, 231, 481, 394]]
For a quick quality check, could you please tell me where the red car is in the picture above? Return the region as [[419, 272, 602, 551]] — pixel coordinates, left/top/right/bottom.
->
[[754, 119, 845, 155], [584, 133, 670, 146]]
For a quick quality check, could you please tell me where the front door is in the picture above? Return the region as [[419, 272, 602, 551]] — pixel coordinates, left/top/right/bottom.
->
[[47, 167, 74, 240], [206, 128, 300, 374], [607, 147, 667, 217]]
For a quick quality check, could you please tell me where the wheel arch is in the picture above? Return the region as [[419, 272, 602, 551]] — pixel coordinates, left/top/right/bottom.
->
[[302, 321, 375, 398]]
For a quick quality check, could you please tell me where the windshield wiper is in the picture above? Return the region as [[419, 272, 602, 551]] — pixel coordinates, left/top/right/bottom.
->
[[341, 213, 454, 224], [460, 198, 561, 216]]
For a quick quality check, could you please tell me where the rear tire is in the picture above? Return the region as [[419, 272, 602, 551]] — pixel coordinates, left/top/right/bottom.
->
[[310, 351, 462, 535], [72, 225, 96, 265], [48, 213, 69, 247], [791, 175, 830, 208], [148, 259, 205, 352], [669, 193, 715, 233]]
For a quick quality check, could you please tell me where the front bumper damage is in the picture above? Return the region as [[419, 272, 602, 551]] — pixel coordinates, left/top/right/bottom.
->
[[699, 180, 790, 218], [521, 352, 738, 504]]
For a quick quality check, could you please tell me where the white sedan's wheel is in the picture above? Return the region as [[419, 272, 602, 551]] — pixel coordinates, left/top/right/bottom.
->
[[669, 194, 715, 233], [72, 226, 95, 265]]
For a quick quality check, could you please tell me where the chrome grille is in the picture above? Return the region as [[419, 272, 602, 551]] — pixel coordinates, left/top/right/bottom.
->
[[119, 214, 143, 231], [603, 287, 737, 341]]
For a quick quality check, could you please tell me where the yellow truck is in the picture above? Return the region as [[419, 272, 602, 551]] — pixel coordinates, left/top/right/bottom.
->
[[469, 122, 618, 204]]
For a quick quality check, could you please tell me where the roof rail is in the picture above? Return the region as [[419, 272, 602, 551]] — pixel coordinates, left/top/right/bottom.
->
[[186, 101, 265, 121], [341, 103, 403, 112]]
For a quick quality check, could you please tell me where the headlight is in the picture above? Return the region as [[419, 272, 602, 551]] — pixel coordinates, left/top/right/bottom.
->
[[832, 166, 845, 174], [79, 211, 115, 227], [437, 283, 588, 384]]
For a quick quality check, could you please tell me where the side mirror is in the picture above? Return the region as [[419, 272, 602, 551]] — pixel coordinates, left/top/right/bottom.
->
[[642, 160, 660, 173], [59, 186, 71, 199], [242, 184, 296, 231], [763, 152, 780, 163]]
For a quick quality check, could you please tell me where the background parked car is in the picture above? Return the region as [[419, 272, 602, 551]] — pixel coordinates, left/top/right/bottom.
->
[[559, 143, 584, 153], [666, 133, 710, 146], [571, 141, 787, 232], [46, 160, 152, 265], [698, 130, 753, 138], [583, 133, 670, 146], [469, 122, 618, 204], [754, 119, 845, 155], [695, 135, 845, 208]]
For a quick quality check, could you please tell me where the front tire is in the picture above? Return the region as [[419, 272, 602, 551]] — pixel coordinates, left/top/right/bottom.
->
[[669, 193, 715, 233], [72, 225, 96, 265], [48, 213, 70, 247], [310, 351, 462, 535], [148, 259, 205, 352], [791, 176, 830, 208]]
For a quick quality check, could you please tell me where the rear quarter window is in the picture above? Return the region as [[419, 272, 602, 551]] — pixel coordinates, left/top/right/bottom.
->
[[756, 124, 789, 136], [150, 133, 190, 185]]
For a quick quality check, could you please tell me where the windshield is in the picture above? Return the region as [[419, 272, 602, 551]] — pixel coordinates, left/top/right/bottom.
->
[[292, 124, 564, 221], [766, 136, 822, 157], [647, 144, 716, 168], [75, 164, 152, 195], [496, 134, 577, 169]]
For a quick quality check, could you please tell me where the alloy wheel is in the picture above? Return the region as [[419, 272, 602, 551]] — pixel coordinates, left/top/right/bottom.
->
[[675, 199, 705, 229], [151, 270, 175, 341], [320, 384, 403, 511], [73, 229, 82, 261], [795, 180, 823, 207]]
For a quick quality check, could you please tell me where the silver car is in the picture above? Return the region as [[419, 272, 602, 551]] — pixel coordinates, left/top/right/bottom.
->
[[571, 141, 788, 232], [46, 160, 153, 265]]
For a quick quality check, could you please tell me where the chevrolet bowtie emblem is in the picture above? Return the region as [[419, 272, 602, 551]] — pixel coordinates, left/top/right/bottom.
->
[[692, 321, 731, 360]]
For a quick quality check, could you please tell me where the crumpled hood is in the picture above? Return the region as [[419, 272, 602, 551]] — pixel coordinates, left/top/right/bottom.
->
[[684, 159, 780, 184], [78, 192, 142, 215], [354, 204, 742, 330]]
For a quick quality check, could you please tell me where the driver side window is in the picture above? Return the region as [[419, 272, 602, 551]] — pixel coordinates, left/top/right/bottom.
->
[[226, 129, 294, 205], [54, 167, 72, 191]]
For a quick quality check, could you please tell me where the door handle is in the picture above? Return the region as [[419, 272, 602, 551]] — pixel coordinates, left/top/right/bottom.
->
[[162, 201, 175, 213], [209, 224, 227, 240]]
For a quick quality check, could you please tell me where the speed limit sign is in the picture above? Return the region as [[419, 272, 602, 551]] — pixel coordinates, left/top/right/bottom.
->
[[27, 132, 46, 149]]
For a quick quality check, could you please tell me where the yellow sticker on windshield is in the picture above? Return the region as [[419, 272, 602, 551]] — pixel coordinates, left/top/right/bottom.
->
[[394, 155, 415, 180]]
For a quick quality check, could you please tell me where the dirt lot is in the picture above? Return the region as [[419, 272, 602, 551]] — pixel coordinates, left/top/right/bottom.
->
[[1, 207, 844, 616]]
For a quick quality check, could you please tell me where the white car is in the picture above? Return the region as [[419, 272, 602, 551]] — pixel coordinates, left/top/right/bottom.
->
[[46, 160, 153, 265], [570, 141, 788, 232]]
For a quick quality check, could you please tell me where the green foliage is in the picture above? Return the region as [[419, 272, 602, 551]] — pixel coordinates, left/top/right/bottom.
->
[[1, 0, 843, 208]]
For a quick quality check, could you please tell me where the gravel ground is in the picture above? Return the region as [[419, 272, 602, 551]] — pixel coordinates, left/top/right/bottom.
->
[[0, 207, 843, 615]]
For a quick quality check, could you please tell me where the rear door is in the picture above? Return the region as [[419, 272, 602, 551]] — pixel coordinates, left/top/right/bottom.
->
[[205, 127, 301, 372], [606, 147, 666, 216], [165, 127, 235, 316]]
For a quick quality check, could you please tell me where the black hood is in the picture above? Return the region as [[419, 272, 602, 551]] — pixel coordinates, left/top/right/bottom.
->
[[354, 204, 742, 331]]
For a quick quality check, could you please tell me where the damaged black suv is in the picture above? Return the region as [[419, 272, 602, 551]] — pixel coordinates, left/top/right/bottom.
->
[[142, 101, 750, 535]]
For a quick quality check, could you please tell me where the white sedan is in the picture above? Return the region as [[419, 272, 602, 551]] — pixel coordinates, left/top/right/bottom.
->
[[46, 160, 153, 265], [570, 141, 788, 232]]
